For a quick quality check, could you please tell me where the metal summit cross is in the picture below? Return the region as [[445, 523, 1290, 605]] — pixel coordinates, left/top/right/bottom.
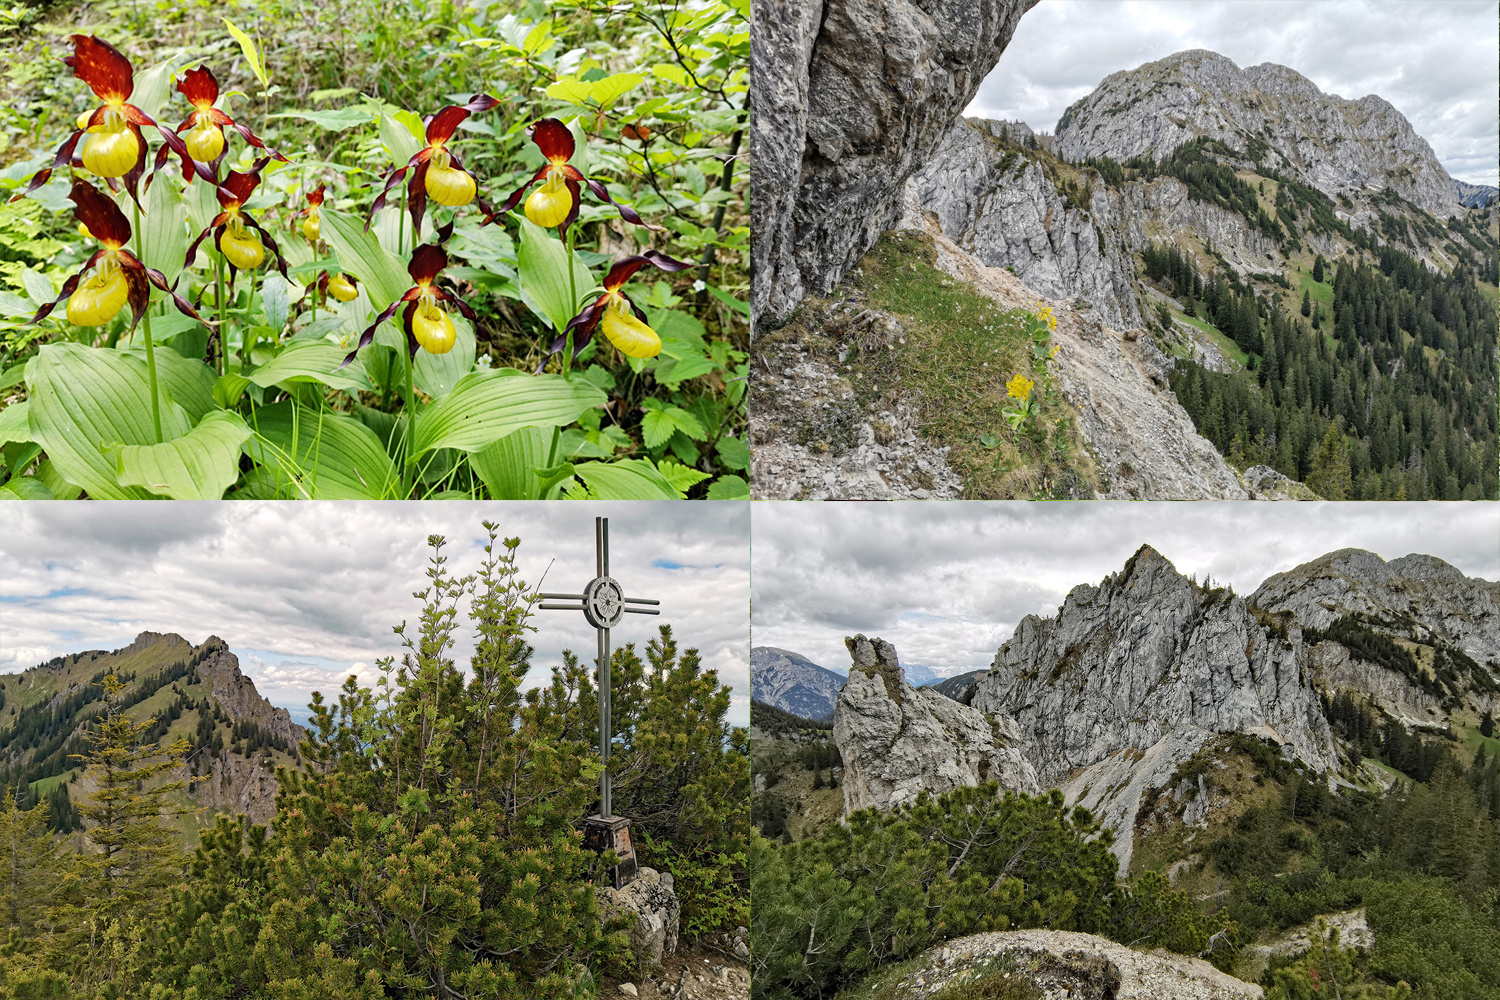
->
[[537, 516, 659, 887]]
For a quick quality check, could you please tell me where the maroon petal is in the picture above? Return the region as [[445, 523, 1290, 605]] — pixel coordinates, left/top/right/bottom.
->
[[530, 118, 575, 162], [11, 132, 83, 204]]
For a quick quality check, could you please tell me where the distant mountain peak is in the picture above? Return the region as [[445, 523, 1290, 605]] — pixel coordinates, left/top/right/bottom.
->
[[751, 646, 847, 721], [1055, 48, 1460, 217]]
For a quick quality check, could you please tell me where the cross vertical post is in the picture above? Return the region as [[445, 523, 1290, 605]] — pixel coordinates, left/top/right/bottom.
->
[[536, 516, 661, 886]]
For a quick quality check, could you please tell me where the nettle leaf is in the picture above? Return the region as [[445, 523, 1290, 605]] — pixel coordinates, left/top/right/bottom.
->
[[27, 343, 192, 499], [705, 474, 749, 499], [114, 410, 251, 499], [641, 408, 676, 450], [412, 368, 605, 456], [715, 435, 750, 470]]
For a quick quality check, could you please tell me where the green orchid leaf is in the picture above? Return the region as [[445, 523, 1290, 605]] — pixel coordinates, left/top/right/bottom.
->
[[0, 477, 53, 500], [412, 369, 605, 456], [244, 401, 401, 499], [571, 459, 679, 499], [516, 218, 595, 331], [26, 343, 192, 499], [0, 400, 31, 447], [243, 343, 372, 393], [272, 107, 371, 131], [114, 410, 252, 499]]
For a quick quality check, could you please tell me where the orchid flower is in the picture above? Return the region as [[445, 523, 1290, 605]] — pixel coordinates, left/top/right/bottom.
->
[[495, 118, 661, 236], [366, 95, 499, 240], [341, 228, 476, 365], [12, 35, 212, 206], [28, 179, 205, 330], [184, 162, 289, 279], [153, 66, 285, 181], [559, 250, 691, 361]]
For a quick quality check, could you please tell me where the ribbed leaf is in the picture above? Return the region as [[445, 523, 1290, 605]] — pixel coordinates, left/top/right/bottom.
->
[[412, 369, 604, 456], [27, 343, 191, 499], [243, 343, 372, 393], [322, 208, 411, 307], [470, 426, 550, 500], [517, 218, 596, 330], [0, 477, 52, 500], [0, 400, 31, 446], [115, 410, 251, 499], [138, 175, 189, 285], [244, 401, 400, 499], [572, 459, 680, 499]]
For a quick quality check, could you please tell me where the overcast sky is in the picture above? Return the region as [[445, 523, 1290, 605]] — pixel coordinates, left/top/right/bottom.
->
[[966, 0, 1499, 187], [0, 502, 751, 727], [752, 502, 1500, 678]]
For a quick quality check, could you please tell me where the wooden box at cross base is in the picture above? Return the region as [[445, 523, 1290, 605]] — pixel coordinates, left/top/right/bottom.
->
[[583, 815, 639, 888]]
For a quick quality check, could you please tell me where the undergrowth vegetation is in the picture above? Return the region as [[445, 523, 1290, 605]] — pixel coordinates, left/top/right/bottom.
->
[[844, 230, 1097, 499], [0, 0, 748, 499]]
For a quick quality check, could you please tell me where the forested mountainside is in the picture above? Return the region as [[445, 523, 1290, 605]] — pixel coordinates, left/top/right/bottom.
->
[[755, 547, 1500, 1000], [902, 49, 1499, 500], [1, 632, 301, 830]]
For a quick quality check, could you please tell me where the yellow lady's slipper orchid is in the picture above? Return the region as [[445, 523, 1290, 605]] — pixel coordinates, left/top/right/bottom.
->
[[29, 180, 207, 333], [155, 66, 283, 183], [497, 117, 661, 237], [557, 250, 691, 364], [185, 164, 288, 279], [341, 237, 476, 368], [220, 223, 265, 270], [327, 273, 359, 302], [367, 95, 497, 239]]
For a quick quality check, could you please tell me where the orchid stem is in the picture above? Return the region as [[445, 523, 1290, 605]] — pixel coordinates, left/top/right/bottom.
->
[[403, 347, 419, 494], [131, 198, 162, 444], [243, 269, 259, 372], [563, 224, 577, 378], [215, 257, 226, 378], [398, 185, 407, 258]]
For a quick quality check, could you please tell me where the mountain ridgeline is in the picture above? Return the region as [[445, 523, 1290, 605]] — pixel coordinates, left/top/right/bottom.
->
[[0, 632, 304, 829], [904, 49, 1498, 499], [749, 646, 846, 720]]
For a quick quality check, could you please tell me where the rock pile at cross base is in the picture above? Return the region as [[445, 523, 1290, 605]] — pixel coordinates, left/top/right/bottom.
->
[[833, 635, 1037, 814], [751, 0, 1039, 326], [884, 929, 1263, 999]]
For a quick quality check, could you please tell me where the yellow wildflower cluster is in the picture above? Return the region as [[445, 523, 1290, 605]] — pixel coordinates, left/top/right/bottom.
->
[[1035, 304, 1057, 332], [1006, 373, 1035, 401]]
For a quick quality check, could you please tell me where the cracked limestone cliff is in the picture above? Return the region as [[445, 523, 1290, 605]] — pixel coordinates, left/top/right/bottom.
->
[[832, 634, 1038, 814], [969, 545, 1336, 871], [751, 0, 1039, 326]]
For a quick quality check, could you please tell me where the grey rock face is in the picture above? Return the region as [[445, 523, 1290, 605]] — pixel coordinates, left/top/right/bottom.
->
[[597, 868, 679, 967], [833, 635, 1038, 814], [751, 646, 847, 719], [1251, 549, 1500, 665], [889, 928, 1264, 999], [751, 0, 1039, 325], [917, 221, 1248, 499], [1054, 49, 1461, 217], [906, 118, 1142, 330], [194, 638, 304, 749], [970, 545, 1338, 790]]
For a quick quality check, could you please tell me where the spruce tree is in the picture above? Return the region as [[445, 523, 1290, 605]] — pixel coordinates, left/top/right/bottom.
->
[[1306, 420, 1352, 499], [1301, 289, 1311, 317], [70, 674, 189, 931], [0, 787, 71, 946]]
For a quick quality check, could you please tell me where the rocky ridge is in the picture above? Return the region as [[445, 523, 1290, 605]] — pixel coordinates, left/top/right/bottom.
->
[[833, 635, 1038, 814], [970, 545, 1339, 788], [751, 0, 1039, 325], [750, 646, 847, 719], [1054, 49, 1462, 218], [906, 212, 1250, 499], [882, 928, 1263, 1000], [1251, 549, 1500, 664]]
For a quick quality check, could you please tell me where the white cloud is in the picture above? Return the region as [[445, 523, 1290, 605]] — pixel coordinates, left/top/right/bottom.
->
[[967, 0, 1499, 186], [751, 501, 1500, 677], [0, 502, 751, 726]]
